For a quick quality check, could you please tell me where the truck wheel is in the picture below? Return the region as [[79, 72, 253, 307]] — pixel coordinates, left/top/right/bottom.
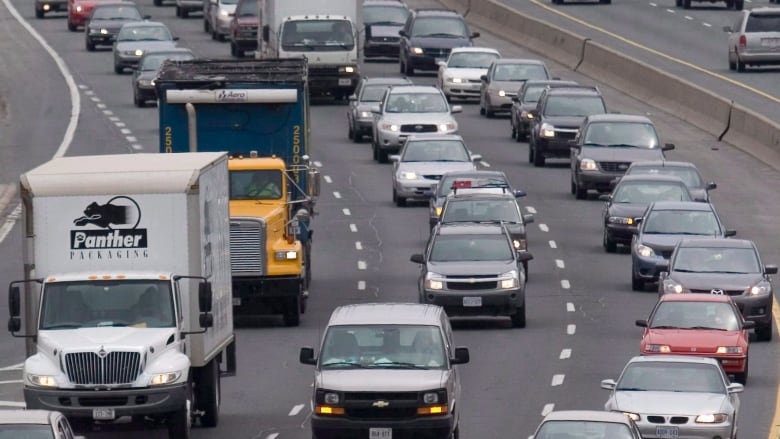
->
[[167, 385, 192, 439], [196, 359, 220, 428], [283, 297, 301, 327], [404, 60, 414, 76], [511, 301, 526, 328], [528, 141, 534, 163], [134, 91, 145, 108], [204, 19, 209, 32], [114, 64, 124, 74], [304, 241, 312, 290]]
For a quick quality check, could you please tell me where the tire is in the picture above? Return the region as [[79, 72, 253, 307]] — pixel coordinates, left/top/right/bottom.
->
[[235, 48, 245, 58], [728, 58, 736, 71], [515, 128, 524, 143], [603, 229, 617, 253], [204, 19, 209, 33], [682, 0, 690, 8], [181, 8, 189, 18], [68, 20, 77, 32], [283, 296, 301, 327], [756, 322, 773, 341], [522, 261, 529, 282], [394, 190, 406, 207], [211, 28, 218, 40], [175, 6, 181, 17], [134, 91, 145, 108], [511, 126, 517, 139], [675, 0, 682, 5], [351, 125, 362, 143], [528, 141, 534, 163], [511, 301, 526, 328], [600, 0, 611, 4], [167, 384, 192, 439], [404, 59, 414, 76], [304, 240, 312, 293], [479, 101, 486, 116], [574, 180, 587, 199], [452, 425, 460, 439], [114, 64, 124, 74], [532, 145, 545, 167], [734, 0, 743, 9], [196, 359, 220, 428], [732, 359, 748, 385], [85, 39, 95, 52], [736, 56, 746, 72], [35, 8, 44, 18], [485, 107, 495, 118], [372, 141, 379, 161], [631, 272, 645, 291], [378, 148, 389, 164], [230, 43, 237, 57]]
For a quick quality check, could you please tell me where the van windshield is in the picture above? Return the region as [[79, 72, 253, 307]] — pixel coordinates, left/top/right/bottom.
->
[[320, 325, 447, 369]]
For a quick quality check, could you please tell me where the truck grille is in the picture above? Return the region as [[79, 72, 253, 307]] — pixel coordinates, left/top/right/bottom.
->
[[343, 392, 419, 420], [64, 351, 141, 385], [400, 124, 437, 133], [308, 66, 341, 77], [230, 218, 266, 276], [422, 48, 450, 58], [598, 161, 631, 173], [447, 281, 498, 290]]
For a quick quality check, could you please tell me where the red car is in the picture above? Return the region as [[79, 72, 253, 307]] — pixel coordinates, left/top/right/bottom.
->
[[67, 0, 107, 31], [636, 293, 752, 384]]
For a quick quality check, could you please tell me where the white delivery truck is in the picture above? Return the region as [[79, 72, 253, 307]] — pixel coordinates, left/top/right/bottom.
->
[[8, 152, 236, 439], [257, 0, 361, 99]]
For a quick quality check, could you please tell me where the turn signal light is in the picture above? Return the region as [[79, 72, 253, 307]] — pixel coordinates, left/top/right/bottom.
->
[[417, 405, 448, 415], [315, 405, 345, 415]]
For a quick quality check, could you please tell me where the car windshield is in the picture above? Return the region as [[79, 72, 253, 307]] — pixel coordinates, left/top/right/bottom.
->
[[442, 199, 521, 223], [39, 280, 175, 330], [672, 247, 761, 274], [118, 25, 172, 41], [92, 5, 142, 20], [535, 421, 635, 439], [492, 63, 548, 81], [139, 53, 193, 71], [650, 301, 740, 331], [583, 122, 660, 148], [221, 0, 238, 4], [385, 93, 448, 113], [447, 52, 499, 68], [617, 361, 726, 394], [0, 426, 55, 439], [360, 84, 394, 102], [612, 182, 691, 204], [437, 176, 508, 196], [235, 0, 256, 16], [522, 85, 547, 103], [643, 210, 720, 235], [544, 95, 606, 117], [363, 5, 409, 24], [411, 17, 468, 38], [627, 166, 703, 188], [320, 325, 446, 369], [430, 234, 514, 261], [230, 169, 283, 200], [745, 14, 780, 32], [281, 19, 355, 50], [402, 140, 469, 162]]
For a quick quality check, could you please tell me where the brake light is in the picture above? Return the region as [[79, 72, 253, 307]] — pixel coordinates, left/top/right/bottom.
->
[[739, 35, 747, 48], [452, 180, 472, 189]]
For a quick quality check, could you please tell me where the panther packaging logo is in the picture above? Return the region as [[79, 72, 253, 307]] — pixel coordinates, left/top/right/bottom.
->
[[69, 196, 149, 260]]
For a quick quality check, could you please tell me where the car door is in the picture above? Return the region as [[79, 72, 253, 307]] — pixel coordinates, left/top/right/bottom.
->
[[399, 14, 413, 66], [441, 314, 460, 422], [480, 62, 494, 105]]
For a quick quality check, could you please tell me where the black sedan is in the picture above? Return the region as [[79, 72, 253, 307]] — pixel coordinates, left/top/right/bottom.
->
[[623, 160, 717, 202], [510, 79, 577, 142], [132, 49, 194, 107], [85, 2, 147, 52]]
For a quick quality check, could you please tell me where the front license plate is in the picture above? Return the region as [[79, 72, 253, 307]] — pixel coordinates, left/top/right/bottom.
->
[[232, 297, 241, 306], [463, 297, 482, 307], [369, 428, 392, 439], [93, 408, 115, 420], [656, 426, 679, 438], [338, 78, 352, 86]]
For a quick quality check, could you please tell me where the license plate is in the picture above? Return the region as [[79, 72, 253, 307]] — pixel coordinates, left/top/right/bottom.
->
[[232, 297, 241, 306], [463, 297, 482, 307], [369, 428, 392, 439], [656, 426, 679, 438], [92, 408, 115, 420], [761, 38, 780, 48], [338, 78, 351, 86]]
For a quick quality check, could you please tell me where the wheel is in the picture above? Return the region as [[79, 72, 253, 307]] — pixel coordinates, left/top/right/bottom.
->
[[511, 126, 517, 139], [452, 425, 460, 439], [235, 48, 245, 58], [175, 6, 181, 16], [35, 8, 44, 18], [756, 322, 773, 341], [85, 39, 95, 51], [114, 64, 123, 74], [736, 56, 746, 72], [167, 384, 192, 439], [675, 0, 682, 5], [283, 296, 301, 326], [378, 148, 389, 164], [682, 0, 690, 8], [196, 359, 220, 427], [479, 100, 486, 115], [600, 0, 611, 4], [304, 240, 312, 292], [511, 301, 526, 328], [230, 43, 237, 57], [67, 20, 77, 32], [394, 190, 406, 207], [732, 359, 748, 385], [211, 28, 218, 40], [204, 19, 209, 32], [181, 8, 189, 18], [522, 261, 529, 282], [372, 141, 379, 161], [574, 180, 587, 199], [734, 0, 743, 9], [515, 128, 525, 143], [134, 91, 145, 107], [728, 58, 736, 71], [153, 0, 162, 5], [404, 59, 414, 76], [725, 0, 734, 6], [631, 272, 645, 291], [532, 145, 545, 167], [528, 141, 534, 163], [603, 229, 617, 253], [485, 107, 495, 118]]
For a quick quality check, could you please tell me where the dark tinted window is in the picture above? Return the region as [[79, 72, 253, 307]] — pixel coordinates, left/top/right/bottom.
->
[[522, 85, 547, 103], [360, 84, 393, 102], [320, 325, 446, 369], [544, 95, 606, 117], [282, 20, 355, 50], [235, 0, 256, 17], [386, 92, 447, 113], [118, 25, 172, 41], [410, 16, 468, 38], [139, 52, 194, 71], [745, 14, 780, 32], [492, 63, 548, 81], [92, 5, 141, 20], [363, 5, 409, 25], [583, 122, 660, 148], [230, 169, 283, 200], [430, 234, 514, 261], [673, 247, 761, 274]]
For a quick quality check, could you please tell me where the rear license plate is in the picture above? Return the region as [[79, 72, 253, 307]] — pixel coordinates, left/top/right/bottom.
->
[[338, 78, 351, 86], [232, 297, 241, 306], [93, 408, 115, 420], [656, 426, 679, 438], [761, 38, 780, 48], [463, 297, 482, 307], [369, 428, 392, 439]]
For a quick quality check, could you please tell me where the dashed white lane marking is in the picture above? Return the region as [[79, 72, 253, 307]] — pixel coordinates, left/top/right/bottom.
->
[[84, 89, 94, 95], [358, 281, 366, 290], [349, 224, 358, 232], [288, 404, 305, 416], [567, 324, 576, 335], [0, 363, 23, 371], [549, 240, 557, 249], [126, 136, 137, 143], [342, 208, 351, 216], [481, 161, 491, 168], [90, 96, 100, 102], [358, 261, 367, 270], [539, 224, 549, 232], [0, 401, 25, 408], [96, 103, 106, 109], [666, 8, 675, 12], [561, 280, 570, 289], [323, 175, 332, 184], [542, 403, 555, 416], [109, 116, 120, 122], [555, 259, 565, 269], [103, 109, 113, 116], [684, 15, 693, 20], [333, 191, 342, 199], [120, 128, 131, 135], [526, 206, 536, 214], [313, 161, 323, 167], [649, 1, 657, 5], [0, 380, 22, 385], [566, 302, 575, 312], [131, 144, 143, 151], [115, 121, 126, 127], [560, 349, 571, 359], [266, 434, 279, 439], [703, 22, 712, 27], [355, 241, 363, 250], [551, 374, 565, 386]]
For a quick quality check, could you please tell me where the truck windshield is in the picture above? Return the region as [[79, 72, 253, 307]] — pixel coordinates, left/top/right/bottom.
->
[[281, 19, 355, 51], [230, 169, 283, 200], [40, 280, 175, 330]]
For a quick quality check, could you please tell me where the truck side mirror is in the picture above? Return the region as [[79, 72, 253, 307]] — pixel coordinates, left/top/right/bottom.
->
[[262, 25, 270, 42], [199, 282, 213, 313], [523, 214, 534, 224], [199, 313, 214, 328], [8, 286, 20, 318], [451, 347, 470, 364], [516, 252, 534, 263], [300, 347, 317, 365], [308, 167, 321, 197]]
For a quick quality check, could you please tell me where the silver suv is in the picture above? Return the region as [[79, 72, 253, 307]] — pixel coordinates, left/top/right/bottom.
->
[[300, 303, 470, 439], [724, 8, 780, 71]]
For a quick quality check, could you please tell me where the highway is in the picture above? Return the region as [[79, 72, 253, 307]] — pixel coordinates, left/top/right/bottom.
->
[[0, 0, 780, 437]]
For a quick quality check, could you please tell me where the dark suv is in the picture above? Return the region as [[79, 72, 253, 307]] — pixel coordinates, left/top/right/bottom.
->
[[363, 0, 410, 58], [228, 0, 257, 58], [399, 8, 479, 76], [529, 85, 607, 167]]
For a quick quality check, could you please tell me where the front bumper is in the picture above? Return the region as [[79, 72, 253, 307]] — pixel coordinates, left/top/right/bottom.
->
[[441, 81, 481, 98], [115, 53, 142, 69], [635, 417, 733, 439], [25, 383, 188, 419], [576, 170, 623, 192], [420, 287, 524, 317], [641, 351, 747, 374], [604, 223, 636, 245], [394, 179, 438, 200], [365, 40, 400, 58], [69, 10, 90, 26], [232, 275, 304, 315], [312, 413, 454, 439], [534, 136, 573, 159], [729, 294, 772, 328]]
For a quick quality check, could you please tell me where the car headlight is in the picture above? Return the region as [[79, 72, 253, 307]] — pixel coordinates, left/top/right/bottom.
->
[[380, 122, 399, 132], [622, 412, 641, 422], [695, 414, 728, 424], [412, 47, 424, 54], [447, 77, 463, 83], [662, 279, 684, 294], [324, 392, 340, 405], [338, 66, 355, 73], [435, 206, 442, 216], [635, 244, 655, 258], [499, 270, 519, 289], [100, 28, 108, 34], [424, 272, 445, 290], [513, 239, 527, 251], [540, 122, 555, 138], [399, 171, 418, 180], [359, 111, 372, 118], [749, 280, 771, 295], [134, 49, 143, 56], [608, 216, 633, 225], [150, 78, 156, 86], [579, 158, 597, 171], [138, 79, 153, 87], [423, 392, 439, 404], [438, 122, 456, 132], [521, 110, 533, 119], [275, 250, 298, 261], [149, 371, 182, 386], [644, 344, 671, 353], [28, 374, 58, 387], [219, 9, 229, 16], [716, 346, 743, 354], [75, 4, 83, 12], [497, 90, 506, 97]]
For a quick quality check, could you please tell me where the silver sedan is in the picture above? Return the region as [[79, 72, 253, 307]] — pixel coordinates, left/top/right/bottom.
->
[[113, 21, 178, 74], [602, 355, 742, 439], [390, 135, 481, 206]]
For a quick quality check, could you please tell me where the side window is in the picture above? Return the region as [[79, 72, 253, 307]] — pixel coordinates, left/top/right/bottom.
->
[[404, 14, 413, 34]]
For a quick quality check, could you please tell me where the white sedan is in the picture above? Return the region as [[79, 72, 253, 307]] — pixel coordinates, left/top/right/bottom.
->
[[437, 47, 500, 101]]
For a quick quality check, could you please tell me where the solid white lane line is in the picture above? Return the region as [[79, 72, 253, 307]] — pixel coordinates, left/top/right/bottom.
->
[[0, 380, 23, 385], [333, 191, 342, 199], [560, 349, 571, 359], [539, 224, 549, 232], [355, 241, 363, 250], [549, 240, 557, 249], [526, 206, 537, 214], [567, 324, 576, 335], [358, 281, 366, 290], [288, 404, 305, 416], [358, 261, 367, 270], [555, 259, 565, 269], [0, 205, 22, 245], [349, 224, 358, 232], [566, 302, 575, 312], [542, 403, 555, 416], [342, 208, 351, 216], [324, 175, 332, 183], [551, 374, 565, 386], [561, 280, 570, 289], [0, 363, 23, 371]]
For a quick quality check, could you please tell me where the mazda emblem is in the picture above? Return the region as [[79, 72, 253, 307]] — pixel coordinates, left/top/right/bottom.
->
[[711, 289, 724, 295]]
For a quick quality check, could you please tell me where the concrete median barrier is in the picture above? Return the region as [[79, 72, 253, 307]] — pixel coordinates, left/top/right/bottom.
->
[[721, 104, 780, 168]]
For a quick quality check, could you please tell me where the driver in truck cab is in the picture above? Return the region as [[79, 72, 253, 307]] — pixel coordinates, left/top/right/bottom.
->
[[245, 171, 282, 199]]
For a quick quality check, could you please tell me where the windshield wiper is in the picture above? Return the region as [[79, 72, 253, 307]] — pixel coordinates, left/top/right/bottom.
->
[[650, 325, 680, 329], [414, 33, 463, 38], [616, 387, 646, 391], [582, 142, 606, 147], [321, 361, 367, 368], [369, 21, 404, 25], [606, 143, 641, 148], [687, 326, 728, 331], [371, 361, 429, 369], [42, 324, 82, 329]]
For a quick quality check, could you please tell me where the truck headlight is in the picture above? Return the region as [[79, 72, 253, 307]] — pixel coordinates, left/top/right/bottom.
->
[[412, 47, 423, 54], [399, 171, 418, 180], [635, 244, 655, 258], [716, 346, 743, 354], [749, 280, 771, 295], [662, 279, 684, 294], [324, 392, 340, 404], [149, 371, 182, 386], [540, 123, 555, 138], [28, 374, 58, 387], [438, 122, 456, 132], [424, 273, 445, 290], [423, 392, 439, 404], [695, 414, 728, 423], [275, 250, 298, 261], [644, 344, 671, 353], [499, 270, 519, 289], [339, 66, 355, 73], [579, 158, 597, 171], [380, 123, 399, 132]]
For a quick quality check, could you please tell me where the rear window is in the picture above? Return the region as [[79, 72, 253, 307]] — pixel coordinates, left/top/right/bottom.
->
[[544, 95, 606, 117], [745, 14, 780, 32]]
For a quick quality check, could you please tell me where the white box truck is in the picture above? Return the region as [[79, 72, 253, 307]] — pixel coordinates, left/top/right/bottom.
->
[[256, 0, 362, 99], [8, 152, 236, 439]]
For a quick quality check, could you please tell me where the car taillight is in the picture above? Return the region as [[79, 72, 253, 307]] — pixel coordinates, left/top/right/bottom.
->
[[739, 35, 746, 48]]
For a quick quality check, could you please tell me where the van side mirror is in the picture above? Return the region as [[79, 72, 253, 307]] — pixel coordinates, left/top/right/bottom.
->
[[451, 347, 469, 364], [300, 347, 317, 365], [656, 260, 670, 273], [598, 194, 611, 201], [765, 264, 778, 275], [198, 282, 213, 313], [8, 286, 20, 318], [262, 25, 270, 42], [724, 229, 736, 237], [199, 313, 214, 328]]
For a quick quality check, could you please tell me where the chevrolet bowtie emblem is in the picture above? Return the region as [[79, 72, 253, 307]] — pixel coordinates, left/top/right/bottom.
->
[[372, 400, 390, 408]]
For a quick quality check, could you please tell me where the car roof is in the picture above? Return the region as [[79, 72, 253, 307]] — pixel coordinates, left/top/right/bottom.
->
[[413, 8, 462, 17], [545, 86, 601, 96], [121, 21, 167, 28], [658, 293, 733, 304], [628, 354, 720, 366], [616, 174, 687, 185], [677, 238, 755, 249], [647, 201, 713, 211], [492, 58, 546, 65], [449, 47, 500, 54], [585, 114, 654, 124], [328, 303, 445, 326], [447, 192, 516, 201], [436, 222, 506, 235], [388, 85, 442, 94], [543, 410, 634, 423], [405, 134, 464, 142], [629, 160, 698, 169], [0, 410, 58, 424], [362, 77, 414, 85], [363, 0, 408, 6]]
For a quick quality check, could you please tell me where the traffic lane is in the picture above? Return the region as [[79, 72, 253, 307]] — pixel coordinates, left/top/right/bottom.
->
[[492, 0, 780, 120]]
